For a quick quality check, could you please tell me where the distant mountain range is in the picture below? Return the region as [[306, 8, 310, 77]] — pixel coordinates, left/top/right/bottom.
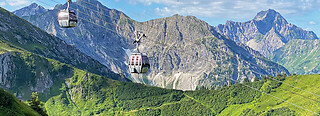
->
[[215, 9, 318, 56], [13, 0, 288, 90]]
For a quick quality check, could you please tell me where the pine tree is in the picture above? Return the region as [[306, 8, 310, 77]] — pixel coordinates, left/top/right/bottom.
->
[[28, 92, 48, 116]]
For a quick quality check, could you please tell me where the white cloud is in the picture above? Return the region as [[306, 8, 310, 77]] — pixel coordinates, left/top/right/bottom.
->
[[0, 2, 6, 7], [304, 28, 312, 31], [135, 0, 320, 19], [5, 0, 30, 6], [309, 21, 316, 25]]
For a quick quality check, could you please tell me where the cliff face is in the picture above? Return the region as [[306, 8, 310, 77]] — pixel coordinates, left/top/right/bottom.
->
[[0, 52, 65, 100], [14, 2, 288, 90], [215, 9, 318, 56], [0, 53, 14, 89]]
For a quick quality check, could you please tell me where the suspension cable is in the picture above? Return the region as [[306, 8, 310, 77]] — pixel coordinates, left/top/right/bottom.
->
[[34, 1, 320, 114]]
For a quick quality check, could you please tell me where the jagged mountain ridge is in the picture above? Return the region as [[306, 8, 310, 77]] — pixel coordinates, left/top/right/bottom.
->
[[215, 9, 318, 56], [12, 3, 48, 17], [14, 1, 288, 90]]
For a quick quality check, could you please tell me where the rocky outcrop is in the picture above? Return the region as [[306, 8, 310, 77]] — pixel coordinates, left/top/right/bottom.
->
[[0, 53, 14, 89], [0, 53, 56, 100], [215, 9, 318, 56]]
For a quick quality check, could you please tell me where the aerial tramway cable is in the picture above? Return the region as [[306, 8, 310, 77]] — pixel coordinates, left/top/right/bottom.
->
[[44, 0, 320, 98], [35, 1, 320, 114], [57, 0, 78, 28]]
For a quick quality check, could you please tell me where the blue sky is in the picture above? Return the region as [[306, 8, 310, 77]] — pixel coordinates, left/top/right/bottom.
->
[[1, 0, 320, 36]]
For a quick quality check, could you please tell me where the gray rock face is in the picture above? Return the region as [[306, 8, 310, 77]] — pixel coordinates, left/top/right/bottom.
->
[[14, 2, 288, 90], [0, 53, 55, 99], [215, 9, 318, 56], [0, 53, 14, 89]]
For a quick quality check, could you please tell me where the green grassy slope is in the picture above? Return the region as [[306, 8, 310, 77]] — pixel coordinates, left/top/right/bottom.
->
[[218, 74, 320, 116], [0, 88, 40, 116], [0, 39, 117, 101], [271, 39, 320, 74], [44, 73, 320, 116]]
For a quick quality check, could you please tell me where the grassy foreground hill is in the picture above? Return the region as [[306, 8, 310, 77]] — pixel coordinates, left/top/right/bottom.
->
[[0, 88, 40, 116], [44, 73, 320, 116]]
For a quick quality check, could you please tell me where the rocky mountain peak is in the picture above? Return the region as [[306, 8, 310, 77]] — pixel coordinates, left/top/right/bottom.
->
[[214, 9, 317, 56], [254, 9, 282, 21], [75, 0, 111, 10], [13, 3, 47, 17], [165, 14, 198, 21]]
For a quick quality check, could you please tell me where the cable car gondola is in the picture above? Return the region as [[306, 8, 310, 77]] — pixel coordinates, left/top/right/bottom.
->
[[128, 53, 150, 73], [128, 31, 150, 74], [58, 0, 77, 28]]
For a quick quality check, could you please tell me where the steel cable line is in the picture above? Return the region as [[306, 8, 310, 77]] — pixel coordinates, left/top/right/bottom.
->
[[53, 0, 122, 23], [267, 76, 320, 98], [43, 0, 320, 100], [34, 1, 320, 114], [258, 76, 320, 104], [49, 0, 120, 32], [44, 0, 320, 99], [49, 0, 218, 63], [226, 77, 320, 115], [92, 0, 320, 100], [40, 0, 217, 73], [79, 0, 157, 20], [77, 0, 124, 21], [38, 0, 320, 110], [40, 0, 125, 38]]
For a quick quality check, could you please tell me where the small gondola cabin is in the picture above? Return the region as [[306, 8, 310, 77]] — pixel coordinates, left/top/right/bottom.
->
[[128, 53, 150, 74], [58, 10, 77, 28]]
